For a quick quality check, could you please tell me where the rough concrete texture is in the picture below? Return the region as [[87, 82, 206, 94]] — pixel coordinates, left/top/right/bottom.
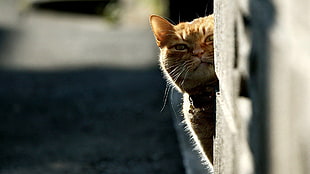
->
[[213, 0, 254, 173], [214, 0, 310, 173], [214, 0, 242, 173]]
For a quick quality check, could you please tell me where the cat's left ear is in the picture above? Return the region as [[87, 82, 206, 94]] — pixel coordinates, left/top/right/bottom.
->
[[149, 15, 175, 47]]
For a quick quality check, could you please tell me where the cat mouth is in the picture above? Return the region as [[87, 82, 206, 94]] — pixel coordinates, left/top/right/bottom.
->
[[201, 61, 213, 65], [201, 57, 214, 64], [189, 57, 214, 72], [200, 59, 214, 66], [190, 59, 213, 72]]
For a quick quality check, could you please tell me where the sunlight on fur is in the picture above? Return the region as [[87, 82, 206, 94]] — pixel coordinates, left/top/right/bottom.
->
[[150, 14, 217, 172]]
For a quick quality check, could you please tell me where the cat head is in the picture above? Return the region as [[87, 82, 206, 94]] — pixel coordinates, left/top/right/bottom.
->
[[150, 14, 217, 94]]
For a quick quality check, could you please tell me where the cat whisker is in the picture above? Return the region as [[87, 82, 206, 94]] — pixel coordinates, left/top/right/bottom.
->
[[168, 60, 189, 76], [171, 66, 187, 83], [204, 1, 211, 16], [169, 70, 183, 82], [171, 70, 184, 82], [183, 60, 197, 71], [169, 65, 183, 77], [166, 62, 181, 70], [174, 61, 192, 82], [160, 83, 172, 112], [180, 68, 190, 87]]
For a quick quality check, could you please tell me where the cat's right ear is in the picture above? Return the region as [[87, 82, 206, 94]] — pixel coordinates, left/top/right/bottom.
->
[[149, 15, 175, 47]]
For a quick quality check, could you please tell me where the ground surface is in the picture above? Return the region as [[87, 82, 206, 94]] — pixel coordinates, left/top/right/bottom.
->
[[0, 68, 185, 174], [0, 1, 185, 173]]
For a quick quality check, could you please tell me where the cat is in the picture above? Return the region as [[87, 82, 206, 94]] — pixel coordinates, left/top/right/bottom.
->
[[149, 14, 218, 167]]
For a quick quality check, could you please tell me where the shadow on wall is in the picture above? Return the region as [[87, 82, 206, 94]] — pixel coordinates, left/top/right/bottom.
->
[[248, 0, 275, 173]]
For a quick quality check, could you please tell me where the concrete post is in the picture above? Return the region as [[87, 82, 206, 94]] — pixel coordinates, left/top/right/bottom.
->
[[214, 0, 310, 173]]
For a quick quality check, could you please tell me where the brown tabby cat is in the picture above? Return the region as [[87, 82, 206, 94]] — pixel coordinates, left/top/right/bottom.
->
[[150, 14, 218, 166]]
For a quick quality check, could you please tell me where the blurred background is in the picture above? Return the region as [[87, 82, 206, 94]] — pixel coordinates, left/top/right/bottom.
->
[[0, 0, 212, 173]]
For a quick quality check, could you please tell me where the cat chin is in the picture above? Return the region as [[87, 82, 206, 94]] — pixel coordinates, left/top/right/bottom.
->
[[171, 66, 216, 94], [190, 66, 216, 80], [176, 77, 216, 94], [194, 63, 213, 73]]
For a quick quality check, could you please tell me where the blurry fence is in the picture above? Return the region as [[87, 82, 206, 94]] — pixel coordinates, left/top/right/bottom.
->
[[214, 0, 310, 173]]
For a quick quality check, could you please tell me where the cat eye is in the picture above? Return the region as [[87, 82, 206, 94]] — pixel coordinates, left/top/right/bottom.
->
[[174, 44, 188, 50], [206, 35, 213, 42]]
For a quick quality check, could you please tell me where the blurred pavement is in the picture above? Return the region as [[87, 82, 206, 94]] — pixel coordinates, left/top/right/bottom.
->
[[0, 1, 185, 174]]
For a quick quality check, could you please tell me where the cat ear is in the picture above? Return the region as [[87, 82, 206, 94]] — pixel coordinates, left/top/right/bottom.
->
[[149, 15, 175, 47]]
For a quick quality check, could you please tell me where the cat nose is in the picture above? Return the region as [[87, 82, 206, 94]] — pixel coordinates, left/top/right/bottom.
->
[[192, 48, 204, 57]]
